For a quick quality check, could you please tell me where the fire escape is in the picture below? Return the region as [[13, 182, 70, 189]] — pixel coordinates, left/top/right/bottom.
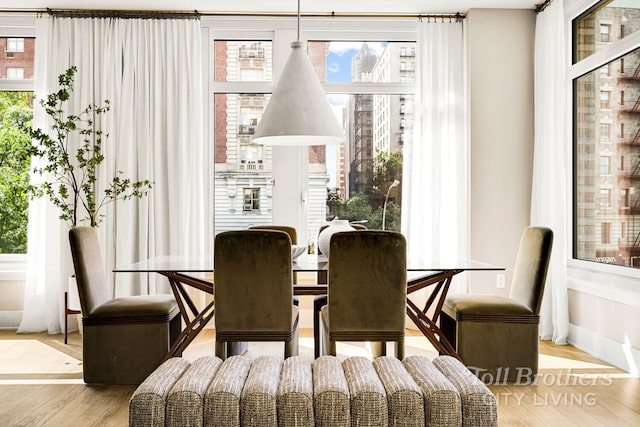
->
[[618, 60, 640, 264]]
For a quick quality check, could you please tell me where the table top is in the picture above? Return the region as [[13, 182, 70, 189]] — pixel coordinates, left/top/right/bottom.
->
[[113, 253, 503, 274]]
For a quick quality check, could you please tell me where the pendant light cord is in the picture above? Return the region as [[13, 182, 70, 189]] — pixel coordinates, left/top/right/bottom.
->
[[297, 0, 300, 42]]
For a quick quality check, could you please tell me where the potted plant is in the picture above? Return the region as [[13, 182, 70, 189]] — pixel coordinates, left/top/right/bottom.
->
[[25, 66, 152, 228], [23, 66, 152, 333]]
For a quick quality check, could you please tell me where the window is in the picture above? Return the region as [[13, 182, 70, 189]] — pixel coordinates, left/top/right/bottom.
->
[[6, 67, 23, 79], [213, 38, 273, 231], [6, 38, 24, 52], [600, 188, 611, 207], [243, 188, 260, 211], [573, 0, 640, 270], [600, 91, 610, 109], [601, 222, 611, 244], [600, 156, 611, 175], [210, 22, 415, 247], [600, 123, 610, 141], [0, 91, 32, 254], [621, 189, 630, 208], [573, 1, 640, 62], [600, 24, 610, 43], [1, 37, 34, 80], [0, 32, 34, 258]]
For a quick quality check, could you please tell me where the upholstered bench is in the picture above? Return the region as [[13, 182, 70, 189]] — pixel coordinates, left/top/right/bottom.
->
[[129, 354, 497, 427]]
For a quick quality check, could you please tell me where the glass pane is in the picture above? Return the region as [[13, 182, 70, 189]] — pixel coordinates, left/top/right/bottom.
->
[[214, 40, 272, 82], [0, 37, 35, 80], [214, 93, 273, 233], [574, 47, 640, 269], [308, 41, 416, 83], [0, 91, 33, 253], [306, 93, 412, 250], [574, 0, 640, 63]]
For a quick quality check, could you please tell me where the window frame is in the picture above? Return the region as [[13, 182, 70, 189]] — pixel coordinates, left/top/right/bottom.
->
[[204, 17, 416, 245], [0, 15, 35, 277], [569, 0, 640, 279]]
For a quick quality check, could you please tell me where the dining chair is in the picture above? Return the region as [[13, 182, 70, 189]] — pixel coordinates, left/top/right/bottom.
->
[[440, 226, 553, 381], [68, 226, 181, 384], [249, 224, 300, 281], [320, 230, 407, 358], [313, 222, 368, 358], [248, 225, 297, 246], [214, 229, 299, 359]]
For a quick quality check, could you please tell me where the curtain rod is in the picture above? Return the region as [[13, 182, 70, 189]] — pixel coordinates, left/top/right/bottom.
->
[[535, 0, 553, 13], [47, 8, 200, 19], [0, 8, 466, 20]]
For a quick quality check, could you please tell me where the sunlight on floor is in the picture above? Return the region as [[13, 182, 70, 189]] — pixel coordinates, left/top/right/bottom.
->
[[0, 340, 82, 375], [538, 353, 617, 370]]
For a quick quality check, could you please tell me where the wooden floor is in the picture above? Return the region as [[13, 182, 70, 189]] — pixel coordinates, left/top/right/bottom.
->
[[0, 328, 638, 426]]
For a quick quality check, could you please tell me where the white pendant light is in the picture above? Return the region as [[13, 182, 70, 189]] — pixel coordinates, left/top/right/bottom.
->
[[252, 0, 343, 146]]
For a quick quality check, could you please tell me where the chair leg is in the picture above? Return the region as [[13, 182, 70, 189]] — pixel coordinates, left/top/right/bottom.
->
[[371, 341, 385, 357], [286, 322, 300, 358], [215, 341, 227, 360], [326, 338, 336, 356], [320, 315, 336, 356], [395, 339, 404, 360], [313, 296, 327, 359], [64, 292, 69, 345]]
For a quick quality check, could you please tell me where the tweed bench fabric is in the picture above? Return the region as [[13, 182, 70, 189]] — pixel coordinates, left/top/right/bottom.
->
[[204, 355, 251, 427], [403, 356, 462, 427], [277, 356, 314, 426], [312, 356, 350, 427], [240, 356, 282, 426], [432, 356, 498, 427], [130, 354, 498, 427], [343, 356, 389, 426], [374, 356, 425, 427], [129, 357, 191, 427], [166, 356, 222, 427]]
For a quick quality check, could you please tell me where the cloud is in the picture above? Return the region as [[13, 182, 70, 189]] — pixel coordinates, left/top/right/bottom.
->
[[327, 94, 348, 107], [328, 62, 340, 73]]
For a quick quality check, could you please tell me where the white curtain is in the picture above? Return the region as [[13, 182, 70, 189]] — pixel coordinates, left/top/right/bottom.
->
[[532, 0, 569, 344], [18, 15, 208, 334], [402, 20, 468, 291]]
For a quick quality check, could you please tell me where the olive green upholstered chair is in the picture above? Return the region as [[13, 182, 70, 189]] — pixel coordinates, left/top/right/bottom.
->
[[68, 227, 180, 385], [248, 225, 298, 245], [214, 230, 299, 359], [441, 226, 554, 382], [313, 223, 368, 358], [320, 230, 407, 358]]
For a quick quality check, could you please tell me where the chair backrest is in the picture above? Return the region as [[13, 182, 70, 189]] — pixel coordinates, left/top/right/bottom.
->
[[214, 230, 293, 334], [509, 226, 554, 315], [328, 230, 406, 339], [68, 226, 110, 315], [248, 225, 297, 245]]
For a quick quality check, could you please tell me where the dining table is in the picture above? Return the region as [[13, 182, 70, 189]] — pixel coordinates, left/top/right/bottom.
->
[[114, 253, 503, 362]]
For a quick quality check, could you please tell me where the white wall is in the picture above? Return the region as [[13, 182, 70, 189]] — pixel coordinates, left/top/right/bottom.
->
[[467, 8, 536, 293]]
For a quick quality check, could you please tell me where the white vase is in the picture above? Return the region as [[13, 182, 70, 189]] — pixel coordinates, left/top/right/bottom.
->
[[317, 219, 355, 258]]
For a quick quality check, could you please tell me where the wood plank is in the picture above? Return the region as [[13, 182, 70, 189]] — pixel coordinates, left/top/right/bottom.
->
[[1, 329, 639, 426]]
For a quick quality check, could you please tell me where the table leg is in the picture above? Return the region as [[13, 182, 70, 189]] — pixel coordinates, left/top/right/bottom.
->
[[406, 270, 462, 360], [161, 272, 216, 361]]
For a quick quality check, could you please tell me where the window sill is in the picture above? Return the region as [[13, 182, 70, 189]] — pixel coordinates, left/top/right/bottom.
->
[[567, 260, 640, 308], [0, 254, 27, 281]]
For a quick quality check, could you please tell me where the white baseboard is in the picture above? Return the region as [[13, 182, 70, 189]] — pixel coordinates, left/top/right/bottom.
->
[[568, 323, 640, 376], [0, 311, 22, 328]]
